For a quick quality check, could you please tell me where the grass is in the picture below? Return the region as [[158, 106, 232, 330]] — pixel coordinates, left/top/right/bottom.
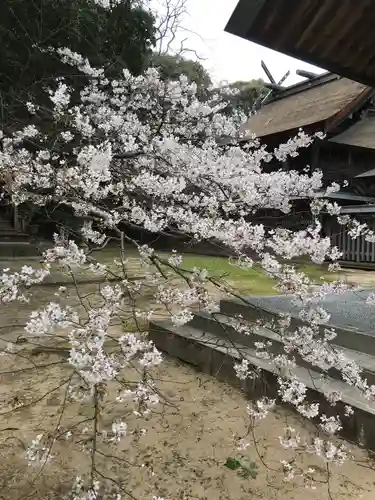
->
[[0, 247, 337, 296], [175, 254, 276, 295], [298, 263, 335, 282], [170, 254, 336, 295], [93, 250, 276, 295]]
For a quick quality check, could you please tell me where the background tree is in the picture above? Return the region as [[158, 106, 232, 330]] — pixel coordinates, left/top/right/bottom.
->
[[0, 0, 156, 124], [222, 79, 267, 116], [142, 0, 191, 57], [149, 52, 211, 88]]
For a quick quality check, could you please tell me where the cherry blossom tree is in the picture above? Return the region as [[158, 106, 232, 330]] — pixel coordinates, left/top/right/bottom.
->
[[1, 45, 375, 499]]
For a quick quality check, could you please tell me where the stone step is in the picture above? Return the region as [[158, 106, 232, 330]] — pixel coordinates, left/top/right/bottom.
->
[[0, 231, 30, 241], [220, 297, 375, 356], [149, 319, 375, 450], [0, 242, 43, 258], [190, 312, 375, 386], [0, 221, 15, 230]]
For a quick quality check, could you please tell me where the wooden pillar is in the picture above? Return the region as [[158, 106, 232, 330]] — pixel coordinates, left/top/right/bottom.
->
[[311, 141, 320, 172], [12, 203, 18, 230]]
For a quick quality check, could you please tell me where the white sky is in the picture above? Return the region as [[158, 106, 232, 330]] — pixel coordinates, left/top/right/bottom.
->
[[164, 0, 325, 86]]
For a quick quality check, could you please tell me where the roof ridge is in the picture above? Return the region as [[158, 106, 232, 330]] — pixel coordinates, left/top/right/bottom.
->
[[267, 73, 343, 104]]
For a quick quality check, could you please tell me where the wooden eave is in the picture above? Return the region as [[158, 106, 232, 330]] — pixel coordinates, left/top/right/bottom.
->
[[225, 0, 375, 87]]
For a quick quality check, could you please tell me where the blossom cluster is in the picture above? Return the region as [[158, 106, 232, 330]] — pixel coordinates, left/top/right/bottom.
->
[[0, 265, 50, 303], [0, 46, 368, 495]]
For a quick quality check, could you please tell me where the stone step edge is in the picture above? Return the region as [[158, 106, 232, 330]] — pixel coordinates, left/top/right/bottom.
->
[[220, 297, 365, 337], [191, 312, 375, 375], [219, 298, 375, 356], [149, 320, 375, 450]]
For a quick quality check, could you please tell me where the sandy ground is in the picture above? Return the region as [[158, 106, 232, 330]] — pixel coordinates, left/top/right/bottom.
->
[[341, 269, 375, 288], [0, 349, 375, 500], [0, 266, 375, 499]]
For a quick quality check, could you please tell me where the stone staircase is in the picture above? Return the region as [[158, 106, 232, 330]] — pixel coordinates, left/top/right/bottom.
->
[[0, 213, 46, 257], [149, 294, 375, 450]]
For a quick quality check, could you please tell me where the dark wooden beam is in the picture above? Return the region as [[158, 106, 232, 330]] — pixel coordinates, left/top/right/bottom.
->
[[319, 4, 368, 58], [296, 69, 319, 80], [296, 1, 342, 51], [264, 83, 285, 92], [321, 4, 374, 74], [351, 9, 375, 71], [268, 0, 319, 50], [225, 0, 267, 40], [225, 0, 375, 88], [253, 69, 290, 111], [311, 141, 321, 172], [261, 60, 276, 83]]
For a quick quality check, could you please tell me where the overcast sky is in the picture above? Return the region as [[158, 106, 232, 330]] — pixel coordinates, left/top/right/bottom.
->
[[164, 0, 325, 86]]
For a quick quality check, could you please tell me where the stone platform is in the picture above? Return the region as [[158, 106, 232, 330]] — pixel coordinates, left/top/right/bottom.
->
[[149, 293, 375, 450]]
